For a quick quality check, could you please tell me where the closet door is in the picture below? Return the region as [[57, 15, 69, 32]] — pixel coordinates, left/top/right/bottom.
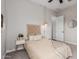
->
[[56, 16, 64, 41]]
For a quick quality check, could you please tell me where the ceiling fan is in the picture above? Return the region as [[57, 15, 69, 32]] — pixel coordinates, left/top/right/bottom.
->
[[48, 0, 63, 3], [48, 0, 71, 4]]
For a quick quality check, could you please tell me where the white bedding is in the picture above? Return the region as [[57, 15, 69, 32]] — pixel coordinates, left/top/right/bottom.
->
[[24, 38, 72, 59]]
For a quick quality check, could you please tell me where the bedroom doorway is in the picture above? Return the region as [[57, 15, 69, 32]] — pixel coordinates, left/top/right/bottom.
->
[[52, 16, 64, 41]]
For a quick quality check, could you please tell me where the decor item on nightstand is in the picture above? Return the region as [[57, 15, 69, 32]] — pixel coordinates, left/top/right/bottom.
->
[[16, 33, 25, 50], [17, 33, 24, 40]]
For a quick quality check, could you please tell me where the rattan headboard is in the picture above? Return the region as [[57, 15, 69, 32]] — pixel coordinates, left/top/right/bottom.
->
[[27, 24, 41, 35]]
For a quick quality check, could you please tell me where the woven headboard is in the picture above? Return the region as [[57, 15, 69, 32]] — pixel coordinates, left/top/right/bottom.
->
[[27, 24, 41, 35]]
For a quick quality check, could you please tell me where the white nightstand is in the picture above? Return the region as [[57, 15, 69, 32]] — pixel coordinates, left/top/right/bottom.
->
[[16, 39, 25, 50]]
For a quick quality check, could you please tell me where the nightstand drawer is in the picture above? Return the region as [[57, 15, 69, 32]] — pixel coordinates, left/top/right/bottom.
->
[[16, 40, 25, 45]]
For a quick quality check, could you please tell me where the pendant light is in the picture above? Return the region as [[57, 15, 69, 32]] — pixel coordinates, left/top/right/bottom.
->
[[43, 6, 47, 26], [42, 7, 48, 38]]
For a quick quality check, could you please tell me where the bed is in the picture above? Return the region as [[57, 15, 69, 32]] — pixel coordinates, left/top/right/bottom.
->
[[24, 24, 72, 59]]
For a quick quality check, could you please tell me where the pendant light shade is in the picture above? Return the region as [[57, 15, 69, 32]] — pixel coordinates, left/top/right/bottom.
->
[[41, 7, 48, 38], [43, 7, 48, 26], [43, 20, 47, 25]]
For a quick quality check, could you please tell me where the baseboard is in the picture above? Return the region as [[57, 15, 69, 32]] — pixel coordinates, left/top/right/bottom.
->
[[2, 54, 6, 59], [6, 49, 16, 53], [6, 47, 24, 53], [65, 41, 77, 45], [16, 47, 24, 50]]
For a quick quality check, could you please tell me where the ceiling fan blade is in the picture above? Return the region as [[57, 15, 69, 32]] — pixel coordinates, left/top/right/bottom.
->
[[48, 0, 53, 3], [59, 0, 63, 3], [48, 0, 63, 4]]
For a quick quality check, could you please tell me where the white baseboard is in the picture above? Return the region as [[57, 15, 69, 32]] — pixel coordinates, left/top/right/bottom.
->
[[6, 47, 24, 53], [65, 41, 77, 45], [2, 54, 6, 59], [17, 47, 24, 50], [6, 49, 16, 53]]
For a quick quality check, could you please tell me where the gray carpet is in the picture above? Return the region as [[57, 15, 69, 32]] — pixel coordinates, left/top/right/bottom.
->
[[5, 44, 77, 59], [68, 44, 77, 59], [5, 49, 29, 59]]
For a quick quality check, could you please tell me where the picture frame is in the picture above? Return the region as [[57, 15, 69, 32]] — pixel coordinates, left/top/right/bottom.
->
[[68, 19, 77, 28], [1, 14, 3, 28]]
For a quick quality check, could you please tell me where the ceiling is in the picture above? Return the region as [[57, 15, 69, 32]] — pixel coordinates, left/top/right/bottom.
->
[[29, 0, 77, 11]]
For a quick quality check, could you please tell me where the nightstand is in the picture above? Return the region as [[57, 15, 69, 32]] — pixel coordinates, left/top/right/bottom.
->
[[16, 39, 25, 50]]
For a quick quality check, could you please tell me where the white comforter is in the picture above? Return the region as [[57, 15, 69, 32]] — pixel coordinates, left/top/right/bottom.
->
[[24, 39, 72, 59]]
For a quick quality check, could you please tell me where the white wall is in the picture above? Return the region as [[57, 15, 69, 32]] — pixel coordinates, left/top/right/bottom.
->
[[57, 5, 77, 44], [1, 0, 6, 59], [6, 0, 55, 52]]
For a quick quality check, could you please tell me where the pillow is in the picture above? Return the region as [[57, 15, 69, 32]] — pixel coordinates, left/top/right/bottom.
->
[[29, 35, 35, 40], [36, 35, 42, 40], [29, 35, 42, 40], [26, 38, 53, 50]]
